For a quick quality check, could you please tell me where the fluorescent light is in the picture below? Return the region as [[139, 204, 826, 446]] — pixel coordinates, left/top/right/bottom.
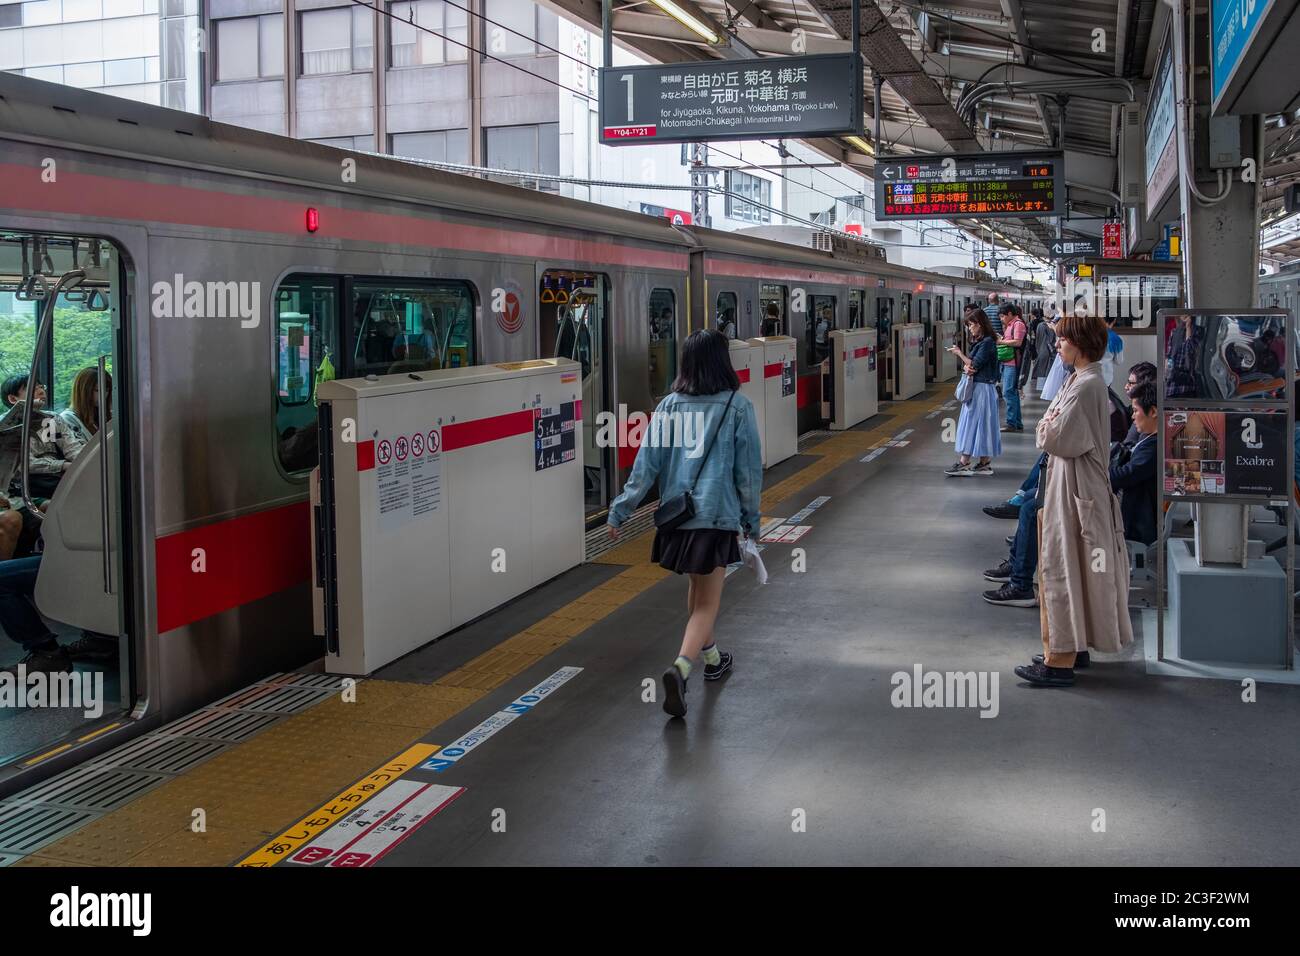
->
[[649, 0, 720, 43], [844, 135, 874, 155]]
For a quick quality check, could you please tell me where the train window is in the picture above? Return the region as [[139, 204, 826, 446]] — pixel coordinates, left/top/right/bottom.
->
[[759, 283, 786, 336], [275, 275, 340, 475], [899, 292, 912, 323], [917, 297, 931, 324], [849, 290, 865, 329], [349, 279, 475, 378], [648, 288, 676, 400], [809, 295, 836, 365], [715, 291, 739, 339]]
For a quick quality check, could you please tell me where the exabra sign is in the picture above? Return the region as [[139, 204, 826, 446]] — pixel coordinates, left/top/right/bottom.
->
[[599, 53, 865, 145], [874, 150, 1063, 220]]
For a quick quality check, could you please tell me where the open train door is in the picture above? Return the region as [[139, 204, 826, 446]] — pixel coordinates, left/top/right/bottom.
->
[[0, 233, 134, 776]]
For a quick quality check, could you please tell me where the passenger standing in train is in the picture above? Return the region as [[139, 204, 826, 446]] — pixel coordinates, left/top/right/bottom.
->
[[60, 367, 112, 444], [996, 303, 1027, 432], [605, 329, 762, 719], [1015, 313, 1132, 687], [944, 307, 1002, 477]]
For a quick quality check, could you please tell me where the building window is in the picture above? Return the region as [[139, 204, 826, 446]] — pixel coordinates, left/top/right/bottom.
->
[[0, 6, 21, 29], [484, 123, 559, 191], [725, 169, 771, 224], [216, 14, 284, 82], [310, 135, 377, 152], [300, 6, 372, 76], [390, 129, 469, 164], [483, 0, 557, 57], [388, 0, 467, 67]]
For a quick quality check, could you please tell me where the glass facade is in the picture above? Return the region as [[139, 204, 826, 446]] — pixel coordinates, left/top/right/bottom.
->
[[0, 0, 199, 109]]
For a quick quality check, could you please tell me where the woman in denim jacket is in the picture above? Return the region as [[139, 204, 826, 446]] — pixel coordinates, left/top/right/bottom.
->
[[606, 329, 763, 718]]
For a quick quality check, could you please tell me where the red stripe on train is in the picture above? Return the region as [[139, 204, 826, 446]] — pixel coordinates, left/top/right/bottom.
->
[[156, 502, 311, 635], [441, 409, 535, 451], [0, 164, 689, 272]]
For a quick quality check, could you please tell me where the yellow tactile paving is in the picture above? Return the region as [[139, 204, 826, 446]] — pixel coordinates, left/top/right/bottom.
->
[[15, 391, 945, 867]]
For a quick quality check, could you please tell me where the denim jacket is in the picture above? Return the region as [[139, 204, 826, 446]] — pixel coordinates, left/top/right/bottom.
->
[[969, 336, 999, 384], [607, 389, 763, 535]]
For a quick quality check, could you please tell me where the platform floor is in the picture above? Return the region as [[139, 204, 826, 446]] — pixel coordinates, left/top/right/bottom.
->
[[10, 385, 1300, 867]]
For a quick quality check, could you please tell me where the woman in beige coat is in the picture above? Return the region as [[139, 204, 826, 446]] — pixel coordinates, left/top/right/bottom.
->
[[1015, 313, 1133, 687]]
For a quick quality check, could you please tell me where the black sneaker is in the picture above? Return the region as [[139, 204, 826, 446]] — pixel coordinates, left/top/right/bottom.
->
[[1033, 651, 1090, 669], [64, 633, 118, 664], [983, 502, 1021, 520], [982, 583, 1038, 607], [971, 461, 995, 476], [1, 644, 72, 677], [983, 561, 1012, 582], [662, 666, 688, 718], [1014, 661, 1075, 687], [703, 651, 733, 681], [945, 460, 975, 477]]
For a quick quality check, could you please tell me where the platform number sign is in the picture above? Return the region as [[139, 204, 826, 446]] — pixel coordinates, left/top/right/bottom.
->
[[535, 402, 577, 471]]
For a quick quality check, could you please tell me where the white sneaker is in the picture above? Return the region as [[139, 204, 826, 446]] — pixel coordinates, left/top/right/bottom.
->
[[971, 462, 995, 476]]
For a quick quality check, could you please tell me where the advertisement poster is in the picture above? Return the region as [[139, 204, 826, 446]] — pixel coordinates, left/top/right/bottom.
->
[[1164, 411, 1226, 496], [1223, 411, 1289, 497], [1164, 313, 1291, 401]]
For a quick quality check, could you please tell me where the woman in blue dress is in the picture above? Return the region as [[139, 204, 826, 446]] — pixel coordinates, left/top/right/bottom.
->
[[945, 306, 1002, 476]]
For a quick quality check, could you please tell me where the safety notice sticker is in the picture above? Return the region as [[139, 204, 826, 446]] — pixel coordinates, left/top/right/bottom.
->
[[536, 402, 577, 471], [377, 429, 442, 531]]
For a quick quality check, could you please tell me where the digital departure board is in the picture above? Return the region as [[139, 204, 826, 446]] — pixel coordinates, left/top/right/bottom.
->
[[874, 151, 1064, 220]]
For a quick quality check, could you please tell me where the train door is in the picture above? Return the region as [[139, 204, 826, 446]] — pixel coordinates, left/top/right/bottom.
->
[[810, 294, 837, 422], [539, 269, 611, 520], [876, 293, 895, 400], [647, 286, 676, 404], [759, 283, 787, 336], [849, 289, 865, 329], [714, 290, 739, 340], [0, 233, 132, 769], [918, 295, 935, 380]]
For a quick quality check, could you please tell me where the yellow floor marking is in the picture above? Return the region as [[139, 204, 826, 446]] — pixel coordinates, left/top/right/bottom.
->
[[21, 743, 72, 766], [16, 391, 945, 867], [236, 742, 439, 867], [77, 721, 123, 743]]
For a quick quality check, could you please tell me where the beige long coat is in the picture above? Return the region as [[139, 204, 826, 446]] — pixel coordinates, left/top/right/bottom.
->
[[1036, 362, 1133, 654]]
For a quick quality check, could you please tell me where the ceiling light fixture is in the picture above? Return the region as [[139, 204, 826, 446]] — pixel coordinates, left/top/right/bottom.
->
[[844, 135, 874, 156], [648, 0, 720, 44]]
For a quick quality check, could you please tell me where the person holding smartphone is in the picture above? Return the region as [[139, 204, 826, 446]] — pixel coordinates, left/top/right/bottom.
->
[[944, 307, 1002, 477]]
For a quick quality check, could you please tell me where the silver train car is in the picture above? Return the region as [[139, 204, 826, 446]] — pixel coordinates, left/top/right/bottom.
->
[[0, 73, 1033, 792]]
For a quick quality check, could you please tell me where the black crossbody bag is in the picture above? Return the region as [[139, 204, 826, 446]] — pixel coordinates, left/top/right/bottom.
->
[[653, 390, 736, 533]]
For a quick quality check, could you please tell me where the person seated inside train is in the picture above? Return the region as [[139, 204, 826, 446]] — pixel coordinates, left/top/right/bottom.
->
[[1109, 382, 1159, 546], [1, 374, 86, 500], [0, 555, 115, 677], [60, 367, 113, 444]]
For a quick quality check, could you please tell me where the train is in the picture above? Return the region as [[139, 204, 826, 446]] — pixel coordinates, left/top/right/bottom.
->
[[0, 72, 1041, 792], [1260, 263, 1300, 312]]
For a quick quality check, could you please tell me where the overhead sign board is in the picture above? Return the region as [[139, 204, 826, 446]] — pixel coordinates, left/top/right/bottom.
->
[[1210, 0, 1300, 114], [599, 53, 864, 145], [1048, 237, 1101, 260], [873, 150, 1063, 220], [1145, 35, 1179, 216], [1102, 222, 1124, 258]]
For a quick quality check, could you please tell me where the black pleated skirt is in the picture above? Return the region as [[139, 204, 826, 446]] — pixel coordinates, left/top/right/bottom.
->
[[651, 527, 741, 575]]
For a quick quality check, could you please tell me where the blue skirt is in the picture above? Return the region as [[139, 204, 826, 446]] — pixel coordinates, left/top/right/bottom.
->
[[955, 381, 1002, 459]]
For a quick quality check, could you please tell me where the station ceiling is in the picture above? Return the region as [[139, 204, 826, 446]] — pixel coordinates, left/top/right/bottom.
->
[[546, 0, 1300, 265]]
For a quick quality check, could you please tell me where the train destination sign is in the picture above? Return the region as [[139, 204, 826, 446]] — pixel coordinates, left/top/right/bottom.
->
[[874, 150, 1064, 220], [598, 53, 864, 145]]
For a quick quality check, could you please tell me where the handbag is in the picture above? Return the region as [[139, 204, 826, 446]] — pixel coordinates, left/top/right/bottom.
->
[[954, 374, 974, 404], [654, 390, 736, 532]]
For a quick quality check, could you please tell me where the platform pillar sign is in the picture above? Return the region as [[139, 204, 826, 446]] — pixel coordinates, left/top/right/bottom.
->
[[1155, 308, 1294, 676], [1102, 222, 1124, 258], [315, 359, 585, 675], [748, 335, 797, 468]]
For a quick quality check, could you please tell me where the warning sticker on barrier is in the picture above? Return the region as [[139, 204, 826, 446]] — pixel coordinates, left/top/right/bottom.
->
[[781, 361, 795, 398], [536, 402, 577, 471], [377, 429, 441, 530]]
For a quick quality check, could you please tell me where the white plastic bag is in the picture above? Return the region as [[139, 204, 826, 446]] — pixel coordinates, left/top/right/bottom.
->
[[740, 535, 768, 585]]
